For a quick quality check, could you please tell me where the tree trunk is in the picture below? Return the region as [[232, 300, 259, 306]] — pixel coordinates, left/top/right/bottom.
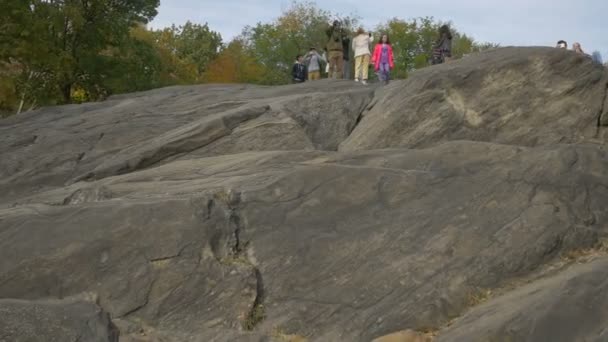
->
[[16, 71, 34, 115], [17, 95, 26, 115], [62, 83, 72, 104]]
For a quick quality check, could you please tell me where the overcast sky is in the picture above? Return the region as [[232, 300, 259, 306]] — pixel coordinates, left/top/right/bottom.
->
[[151, 0, 608, 61]]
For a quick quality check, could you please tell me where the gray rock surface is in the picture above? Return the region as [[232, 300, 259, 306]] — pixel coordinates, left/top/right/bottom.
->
[[340, 47, 608, 151], [1, 47, 608, 342], [438, 257, 608, 342], [0, 296, 118, 342], [0, 81, 373, 202]]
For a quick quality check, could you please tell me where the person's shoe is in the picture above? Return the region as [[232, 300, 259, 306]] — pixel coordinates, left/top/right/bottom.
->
[[354, 78, 359, 82], [361, 80, 367, 85]]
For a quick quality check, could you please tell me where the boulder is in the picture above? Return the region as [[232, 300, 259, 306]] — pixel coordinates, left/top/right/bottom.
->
[[1, 47, 608, 342], [340, 47, 608, 151], [0, 80, 374, 203]]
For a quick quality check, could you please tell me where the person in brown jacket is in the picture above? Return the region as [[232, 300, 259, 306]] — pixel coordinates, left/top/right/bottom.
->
[[326, 20, 347, 79]]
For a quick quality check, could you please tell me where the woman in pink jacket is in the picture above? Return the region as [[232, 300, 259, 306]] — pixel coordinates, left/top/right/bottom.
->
[[372, 33, 395, 85]]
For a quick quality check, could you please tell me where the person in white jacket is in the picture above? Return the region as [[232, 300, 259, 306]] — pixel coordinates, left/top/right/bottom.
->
[[352, 28, 372, 84]]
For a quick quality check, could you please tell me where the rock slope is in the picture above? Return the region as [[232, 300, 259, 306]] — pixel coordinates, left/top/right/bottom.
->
[[0, 47, 607, 342]]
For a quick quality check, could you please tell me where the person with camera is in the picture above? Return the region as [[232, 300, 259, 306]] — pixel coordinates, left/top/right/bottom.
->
[[326, 20, 347, 79], [304, 47, 326, 81]]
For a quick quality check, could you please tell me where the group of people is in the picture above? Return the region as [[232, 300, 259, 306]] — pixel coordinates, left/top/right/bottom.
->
[[556, 40, 585, 54], [293, 21, 454, 85], [293, 22, 602, 85]]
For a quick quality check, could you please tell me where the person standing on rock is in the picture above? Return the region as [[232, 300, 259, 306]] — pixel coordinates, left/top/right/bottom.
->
[[304, 47, 326, 81], [352, 28, 372, 84], [556, 40, 568, 49], [573, 42, 585, 54], [432, 25, 453, 64], [326, 20, 347, 79], [372, 34, 395, 85], [322, 48, 330, 77], [292, 54, 308, 83], [342, 30, 352, 80]]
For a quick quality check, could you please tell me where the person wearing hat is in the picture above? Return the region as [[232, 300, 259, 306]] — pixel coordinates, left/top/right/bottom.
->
[[304, 47, 326, 81]]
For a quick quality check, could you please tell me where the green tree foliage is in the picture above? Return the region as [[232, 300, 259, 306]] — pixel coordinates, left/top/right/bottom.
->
[[0, 0, 225, 116], [174, 22, 222, 75], [101, 25, 164, 95], [0, 0, 161, 114], [152, 22, 222, 80]]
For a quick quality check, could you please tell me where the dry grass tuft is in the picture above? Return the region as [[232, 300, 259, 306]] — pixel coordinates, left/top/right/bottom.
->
[[467, 288, 493, 307], [561, 239, 608, 263], [271, 328, 308, 342]]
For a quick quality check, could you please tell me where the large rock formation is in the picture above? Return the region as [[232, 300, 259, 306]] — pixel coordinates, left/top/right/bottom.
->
[[341, 47, 608, 151], [1, 47, 607, 342]]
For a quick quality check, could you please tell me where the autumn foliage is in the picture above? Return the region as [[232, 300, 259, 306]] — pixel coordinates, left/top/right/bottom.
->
[[204, 40, 267, 84]]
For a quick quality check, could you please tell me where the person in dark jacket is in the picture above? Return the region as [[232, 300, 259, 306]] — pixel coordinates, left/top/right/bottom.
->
[[342, 30, 352, 79], [432, 25, 453, 65], [292, 55, 308, 83]]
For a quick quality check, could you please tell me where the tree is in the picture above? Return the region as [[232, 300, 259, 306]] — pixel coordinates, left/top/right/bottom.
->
[[101, 25, 163, 95], [205, 39, 267, 84], [152, 22, 222, 80], [175, 22, 222, 75], [1, 0, 160, 108]]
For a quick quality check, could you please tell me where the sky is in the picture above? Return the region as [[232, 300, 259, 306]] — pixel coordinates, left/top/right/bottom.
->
[[151, 0, 608, 61]]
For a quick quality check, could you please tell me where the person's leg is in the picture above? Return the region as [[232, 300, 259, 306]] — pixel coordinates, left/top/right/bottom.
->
[[354, 56, 362, 81], [335, 52, 344, 79], [377, 64, 384, 82], [362, 55, 370, 81], [313, 71, 321, 80], [380, 63, 389, 83], [328, 52, 337, 78], [344, 59, 351, 79]]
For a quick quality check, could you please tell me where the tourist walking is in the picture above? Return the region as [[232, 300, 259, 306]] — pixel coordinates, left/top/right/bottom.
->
[[372, 34, 394, 85], [352, 28, 372, 84]]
